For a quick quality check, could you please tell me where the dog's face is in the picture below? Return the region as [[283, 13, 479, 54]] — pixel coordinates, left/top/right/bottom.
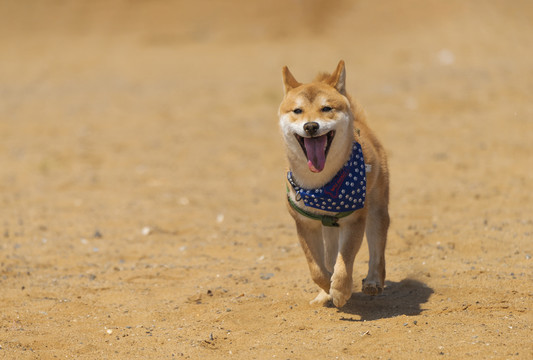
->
[[279, 61, 354, 175]]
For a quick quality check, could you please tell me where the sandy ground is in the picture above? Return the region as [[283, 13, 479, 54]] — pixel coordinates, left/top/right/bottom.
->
[[1, 0, 532, 359]]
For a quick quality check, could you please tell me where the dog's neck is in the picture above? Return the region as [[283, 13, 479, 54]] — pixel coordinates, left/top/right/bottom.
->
[[287, 130, 355, 189]]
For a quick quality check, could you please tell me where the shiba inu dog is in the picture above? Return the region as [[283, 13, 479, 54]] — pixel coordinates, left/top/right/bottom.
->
[[279, 61, 390, 307]]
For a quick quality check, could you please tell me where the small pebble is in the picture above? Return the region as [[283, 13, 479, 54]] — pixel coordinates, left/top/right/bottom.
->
[[437, 48, 455, 65], [260, 273, 274, 280], [216, 214, 224, 224], [141, 227, 152, 236], [106, 329, 113, 335]]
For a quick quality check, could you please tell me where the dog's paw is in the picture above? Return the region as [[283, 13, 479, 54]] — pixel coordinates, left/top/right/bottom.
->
[[329, 288, 351, 308], [362, 278, 383, 296], [310, 290, 332, 306]]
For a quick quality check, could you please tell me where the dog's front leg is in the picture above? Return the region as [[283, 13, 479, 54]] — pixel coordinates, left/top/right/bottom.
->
[[294, 219, 332, 295], [363, 205, 389, 295], [305, 227, 340, 306], [329, 215, 366, 307], [322, 226, 340, 274]]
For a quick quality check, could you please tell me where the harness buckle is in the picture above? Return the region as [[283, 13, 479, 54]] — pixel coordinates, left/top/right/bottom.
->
[[321, 216, 340, 227]]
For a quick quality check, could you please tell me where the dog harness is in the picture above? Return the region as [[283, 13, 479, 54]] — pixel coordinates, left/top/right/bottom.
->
[[287, 142, 367, 227]]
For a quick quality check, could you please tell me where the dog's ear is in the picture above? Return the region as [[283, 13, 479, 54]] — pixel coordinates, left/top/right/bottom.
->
[[282, 66, 301, 94], [328, 60, 347, 95]]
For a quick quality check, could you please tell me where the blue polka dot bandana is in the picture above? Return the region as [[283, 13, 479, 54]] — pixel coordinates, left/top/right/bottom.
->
[[288, 142, 366, 212]]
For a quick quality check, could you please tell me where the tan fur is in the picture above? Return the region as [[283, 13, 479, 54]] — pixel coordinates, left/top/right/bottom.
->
[[279, 61, 390, 307]]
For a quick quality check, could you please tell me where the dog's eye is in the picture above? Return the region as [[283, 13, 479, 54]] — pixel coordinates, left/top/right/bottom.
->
[[321, 106, 333, 112], [293, 108, 303, 114]]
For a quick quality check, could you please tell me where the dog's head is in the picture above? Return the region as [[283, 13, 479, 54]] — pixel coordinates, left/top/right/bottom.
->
[[279, 61, 355, 178]]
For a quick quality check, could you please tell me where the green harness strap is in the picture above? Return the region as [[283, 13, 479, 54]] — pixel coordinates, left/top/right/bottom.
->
[[286, 185, 355, 227]]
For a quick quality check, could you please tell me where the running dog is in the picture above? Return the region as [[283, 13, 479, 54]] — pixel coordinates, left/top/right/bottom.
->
[[279, 60, 390, 307]]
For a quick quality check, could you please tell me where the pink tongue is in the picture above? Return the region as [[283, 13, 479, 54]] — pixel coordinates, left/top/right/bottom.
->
[[304, 135, 327, 173]]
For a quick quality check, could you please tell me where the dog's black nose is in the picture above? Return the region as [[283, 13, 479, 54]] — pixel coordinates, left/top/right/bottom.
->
[[303, 122, 319, 136]]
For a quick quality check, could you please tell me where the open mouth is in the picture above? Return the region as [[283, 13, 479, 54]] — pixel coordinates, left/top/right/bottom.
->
[[294, 130, 335, 173]]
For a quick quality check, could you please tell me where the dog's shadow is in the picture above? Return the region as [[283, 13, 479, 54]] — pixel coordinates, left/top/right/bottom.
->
[[339, 278, 434, 321]]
